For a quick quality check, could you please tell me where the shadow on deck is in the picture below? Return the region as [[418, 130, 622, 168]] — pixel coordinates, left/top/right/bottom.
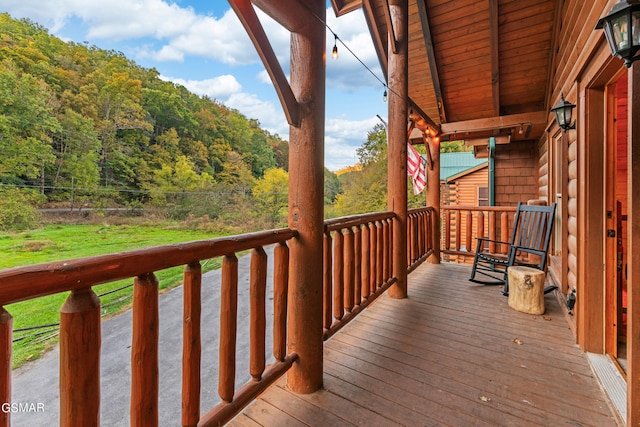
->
[[231, 262, 618, 426]]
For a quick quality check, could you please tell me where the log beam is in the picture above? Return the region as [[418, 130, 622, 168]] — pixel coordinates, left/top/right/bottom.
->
[[286, 0, 325, 394], [387, 0, 408, 299]]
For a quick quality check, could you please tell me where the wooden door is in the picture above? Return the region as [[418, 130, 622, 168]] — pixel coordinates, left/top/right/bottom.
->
[[604, 72, 628, 369]]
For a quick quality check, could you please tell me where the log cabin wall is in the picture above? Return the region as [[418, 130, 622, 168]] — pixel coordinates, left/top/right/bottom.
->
[[542, 0, 640, 423], [537, 140, 549, 204], [494, 141, 537, 207]]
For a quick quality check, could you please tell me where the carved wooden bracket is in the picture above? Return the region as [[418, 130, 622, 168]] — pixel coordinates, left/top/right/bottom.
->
[[228, 0, 301, 127]]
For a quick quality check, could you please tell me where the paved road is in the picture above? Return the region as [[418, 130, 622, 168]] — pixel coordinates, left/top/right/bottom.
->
[[10, 246, 277, 426]]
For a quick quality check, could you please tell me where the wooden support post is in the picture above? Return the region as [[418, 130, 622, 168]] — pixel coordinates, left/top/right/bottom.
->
[[182, 262, 201, 427], [287, 0, 325, 394], [387, 0, 409, 299], [131, 273, 159, 427], [627, 61, 640, 427], [427, 136, 441, 263], [60, 288, 101, 427], [0, 308, 12, 427]]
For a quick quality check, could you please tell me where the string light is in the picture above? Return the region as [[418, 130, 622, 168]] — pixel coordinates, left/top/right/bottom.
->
[[300, 5, 394, 103], [332, 34, 338, 60]]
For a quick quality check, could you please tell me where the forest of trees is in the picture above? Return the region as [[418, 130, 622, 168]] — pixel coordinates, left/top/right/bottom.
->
[[0, 13, 295, 229], [0, 13, 447, 232]]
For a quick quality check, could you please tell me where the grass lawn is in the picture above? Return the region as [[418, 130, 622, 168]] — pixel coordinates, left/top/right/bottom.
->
[[1, 223, 225, 368]]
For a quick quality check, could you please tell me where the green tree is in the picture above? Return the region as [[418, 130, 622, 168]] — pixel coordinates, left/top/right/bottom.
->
[[0, 62, 58, 184], [50, 108, 101, 192], [217, 151, 255, 194], [324, 168, 342, 204], [149, 155, 214, 219], [252, 168, 288, 225], [0, 188, 43, 231]]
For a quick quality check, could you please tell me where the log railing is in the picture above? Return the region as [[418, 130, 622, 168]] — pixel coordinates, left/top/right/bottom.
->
[[322, 212, 395, 340], [0, 208, 438, 426], [441, 206, 518, 259], [0, 229, 297, 427], [322, 207, 435, 340], [407, 207, 436, 272]]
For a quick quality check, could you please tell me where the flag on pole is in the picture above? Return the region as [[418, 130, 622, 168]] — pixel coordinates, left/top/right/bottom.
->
[[407, 142, 427, 195]]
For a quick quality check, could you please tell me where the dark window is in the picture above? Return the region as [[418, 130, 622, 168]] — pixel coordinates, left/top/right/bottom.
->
[[478, 186, 489, 206]]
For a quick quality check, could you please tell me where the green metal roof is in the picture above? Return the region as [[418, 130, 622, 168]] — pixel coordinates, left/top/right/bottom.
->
[[439, 152, 487, 181]]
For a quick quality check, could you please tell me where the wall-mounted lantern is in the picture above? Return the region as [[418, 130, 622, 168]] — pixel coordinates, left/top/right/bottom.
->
[[550, 94, 576, 132], [595, 0, 640, 67]]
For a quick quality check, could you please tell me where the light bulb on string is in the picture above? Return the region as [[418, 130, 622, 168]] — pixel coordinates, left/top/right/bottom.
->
[[331, 34, 338, 60], [382, 86, 388, 102]]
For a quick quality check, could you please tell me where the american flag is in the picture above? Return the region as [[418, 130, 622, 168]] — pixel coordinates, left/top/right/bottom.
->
[[407, 142, 426, 195]]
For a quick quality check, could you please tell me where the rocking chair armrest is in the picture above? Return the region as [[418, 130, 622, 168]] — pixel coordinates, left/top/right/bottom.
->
[[474, 236, 511, 252], [475, 236, 510, 245], [509, 245, 546, 257]]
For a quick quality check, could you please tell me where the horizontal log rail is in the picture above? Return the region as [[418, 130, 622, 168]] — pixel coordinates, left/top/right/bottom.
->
[[441, 206, 517, 259], [0, 228, 297, 427]]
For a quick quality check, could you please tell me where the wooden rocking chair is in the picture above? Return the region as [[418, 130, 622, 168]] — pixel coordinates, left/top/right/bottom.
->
[[469, 202, 557, 295]]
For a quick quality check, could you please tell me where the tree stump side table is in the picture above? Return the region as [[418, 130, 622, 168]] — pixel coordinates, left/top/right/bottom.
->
[[508, 266, 545, 315]]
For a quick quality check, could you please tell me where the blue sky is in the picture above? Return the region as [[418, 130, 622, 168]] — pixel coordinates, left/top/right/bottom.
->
[[2, 0, 388, 170]]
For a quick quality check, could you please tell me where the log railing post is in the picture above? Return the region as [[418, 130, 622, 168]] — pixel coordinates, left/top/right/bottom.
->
[[273, 242, 289, 362], [466, 210, 473, 252], [478, 211, 485, 252], [0, 308, 12, 427], [250, 247, 267, 381], [489, 211, 496, 253], [382, 220, 390, 280], [445, 211, 451, 250], [376, 221, 384, 285], [182, 262, 202, 427], [323, 232, 333, 331], [455, 210, 462, 252], [361, 224, 370, 300], [60, 288, 101, 427], [353, 226, 362, 305], [501, 211, 509, 254], [343, 228, 355, 313], [219, 255, 238, 402], [131, 273, 159, 427], [333, 230, 344, 321], [369, 222, 377, 294]]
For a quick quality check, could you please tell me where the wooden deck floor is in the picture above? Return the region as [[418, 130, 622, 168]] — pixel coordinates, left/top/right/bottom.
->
[[230, 262, 619, 427]]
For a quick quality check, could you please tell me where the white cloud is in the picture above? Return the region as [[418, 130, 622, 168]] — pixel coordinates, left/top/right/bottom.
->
[[324, 115, 380, 170], [3, 0, 290, 67], [225, 92, 288, 137], [161, 74, 242, 99], [325, 7, 382, 91]]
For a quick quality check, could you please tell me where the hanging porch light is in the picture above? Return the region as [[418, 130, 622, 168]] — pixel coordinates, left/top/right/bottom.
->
[[595, 0, 640, 67]]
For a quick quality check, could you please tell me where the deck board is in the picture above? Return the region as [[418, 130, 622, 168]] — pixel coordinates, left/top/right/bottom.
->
[[229, 262, 619, 426]]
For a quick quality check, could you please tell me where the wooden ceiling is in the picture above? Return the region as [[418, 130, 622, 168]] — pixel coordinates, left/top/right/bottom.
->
[[333, 0, 559, 144]]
